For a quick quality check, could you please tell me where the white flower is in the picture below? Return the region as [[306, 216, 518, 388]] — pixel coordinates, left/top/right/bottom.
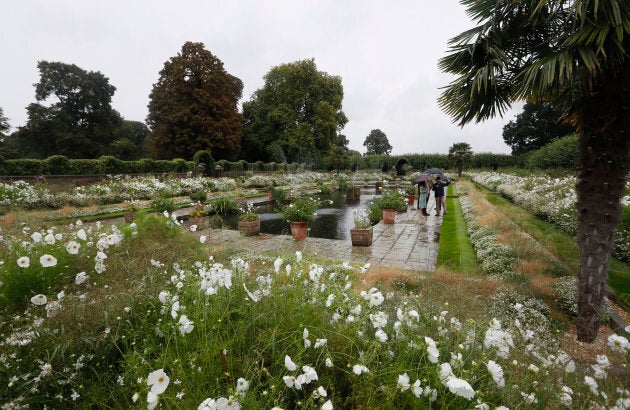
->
[[65, 240, 81, 254], [425, 337, 439, 364], [178, 314, 194, 335], [76, 229, 87, 241], [75, 271, 89, 285], [325, 357, 333, 368], [607, 334, 629, 353], [352, 364, 370, 375], [312, 385, 328, 399], [486, 360, 505, 388], [147, 391, 159, 410], [295, 251, 302, 262], [200, 235, 207, 243], [397, 373, 410, 391], [17, 256, 30, 268], [39, 254, 58, 267], [274, 257, 283, 273], [301, 365, 318, 384], [147, 369, 170, 395], [321, 399, 333, 410], [411, 379, 423, 397], [284, 355, 297, 371], [283, 375, 302, 390], [314, 338, 328, 349], [31, 232, 43, 242], [584, 375, 599, 395], [235, 377, 249, 394], [31, 294, 47, 306], [375, 329, 388, 343]]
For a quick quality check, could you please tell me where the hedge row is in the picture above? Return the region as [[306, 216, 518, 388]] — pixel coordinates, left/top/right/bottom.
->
[[526, 134, 579, 169], [354, 153, 521, 172], [0, 155, 310, 176]]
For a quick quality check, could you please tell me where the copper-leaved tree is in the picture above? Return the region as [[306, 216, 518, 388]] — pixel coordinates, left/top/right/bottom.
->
[[147, 42, 244, 160], [439, 0, 630, 342]]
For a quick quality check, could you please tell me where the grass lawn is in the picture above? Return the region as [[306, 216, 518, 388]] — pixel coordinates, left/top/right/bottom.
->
[[484, 190, 630, 300], [437, 183, 478, 273]]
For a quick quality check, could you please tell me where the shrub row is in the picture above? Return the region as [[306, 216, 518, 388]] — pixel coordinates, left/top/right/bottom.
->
[[526, 134, 579, 169]]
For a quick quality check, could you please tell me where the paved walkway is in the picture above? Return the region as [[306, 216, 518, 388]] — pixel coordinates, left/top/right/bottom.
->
[[197, 201, 442, 272]]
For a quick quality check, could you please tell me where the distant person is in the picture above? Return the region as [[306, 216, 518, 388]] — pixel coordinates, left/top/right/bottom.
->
[[417, 181, 430, 216], [431, 175, 450, 216]]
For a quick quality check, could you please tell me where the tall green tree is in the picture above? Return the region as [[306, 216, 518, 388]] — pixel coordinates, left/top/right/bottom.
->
[[363, 129, 392, 155], [147, 42, 244, 160], [439, 0, 630, 342], [503, 101, 575, 155], [241, 59, 348, 164], [17, 61, 122, 158], [0, 107, 9, 136], [448, 142, 473, 177]]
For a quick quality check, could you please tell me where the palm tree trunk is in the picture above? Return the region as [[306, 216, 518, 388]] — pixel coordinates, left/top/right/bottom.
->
[[575, 67, 630, 343]]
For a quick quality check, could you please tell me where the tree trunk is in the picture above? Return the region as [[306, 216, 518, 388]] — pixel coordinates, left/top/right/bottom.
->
[[575, 66, 630, 342]]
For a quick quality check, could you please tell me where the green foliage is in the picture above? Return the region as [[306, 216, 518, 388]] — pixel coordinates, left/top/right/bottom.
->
[[19, 61, 122, 159], [147, 42, 244, 160], [526, 134, 579, 169], [208, 196, 240, 215], [379, 189, 406, 210], [448, 142, 473, 176], [150, 195, 176, 213], [280, 197, 323, 222], [367, 199, 383, 224], [271, 187, 288, 203], [503, 101, 575, 155], [189, 190, 207, 202], [363, 129, 392, 155], [241, 58, 348, 164]]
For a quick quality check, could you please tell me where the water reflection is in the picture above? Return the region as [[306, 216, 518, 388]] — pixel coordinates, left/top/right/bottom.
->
[[223, 187, 382, 239]]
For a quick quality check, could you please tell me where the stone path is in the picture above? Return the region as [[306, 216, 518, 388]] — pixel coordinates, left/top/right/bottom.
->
[[197, 201, 442, 272]]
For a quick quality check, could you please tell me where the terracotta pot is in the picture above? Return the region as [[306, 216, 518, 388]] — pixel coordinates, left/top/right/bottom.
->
[[406, 194, 415, 205], [353, 187, 361, 197], [382, 208, 396, 224], [238, 219, 260, 236], [289, 221, 308, 241], [350, 227, 373, 246]]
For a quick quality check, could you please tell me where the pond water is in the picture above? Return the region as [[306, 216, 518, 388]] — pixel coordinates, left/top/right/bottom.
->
[[223, 187, 383, 240]]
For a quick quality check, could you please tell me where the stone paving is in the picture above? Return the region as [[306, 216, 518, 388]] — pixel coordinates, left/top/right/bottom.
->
[[198, 202, 442, 272]]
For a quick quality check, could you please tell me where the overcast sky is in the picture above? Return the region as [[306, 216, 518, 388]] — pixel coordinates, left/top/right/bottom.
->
[[2, 0, 522, 155]]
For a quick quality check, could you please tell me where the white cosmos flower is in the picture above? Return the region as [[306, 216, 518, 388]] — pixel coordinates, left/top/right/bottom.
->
[[411, 379, 423, 397], [200, 235, 207, 243], [283, 375, 302, 390], [31, 294, 48, 305], [425, 337, 439, 364], [284, 355, 297, 371], [375, 329, 388, 343], [190, 224, 197, 232], [235, 377, 249, 394], [31, 232, 43, 242], [96, 251, 107, 259], [295, 251, 302, 262], [274, 257, 283, 273], [76, 228, 87, 241], [352, 364, 370, 375], [325, 357, 333, 367], [178, 315, 194, 335], [65, 240, 81, 254], [40, 254, 57, 267], [17, 256, 30, 268], [314, 338, 328, 349], [487, 360, 505, 388], [321, 399, 333, 410], [44, 233, 55, 244], [397, 373, 410, 391], [147, 368, 170, 395], [147, 391, 158, 410]]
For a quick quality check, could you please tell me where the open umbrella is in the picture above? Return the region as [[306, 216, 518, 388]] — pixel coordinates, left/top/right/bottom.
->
[[413, 174, 432, 183]]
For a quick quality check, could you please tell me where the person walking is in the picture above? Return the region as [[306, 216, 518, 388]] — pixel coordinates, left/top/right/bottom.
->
[[431, 175, 449, 216], [417, 180, 430, 216]]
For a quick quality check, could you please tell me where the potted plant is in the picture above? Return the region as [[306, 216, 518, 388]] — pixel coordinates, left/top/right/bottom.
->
[[350, 208, 373, 246], [188, 209, 209, 229], [151, 195, 176, 215], [189, 190, 207, 210], [379, 189, 406, 224], [124, 203, 139, 223], [238, 204, 260, 236], [405, 185, 417, 205], [280, 197, 321, 241]]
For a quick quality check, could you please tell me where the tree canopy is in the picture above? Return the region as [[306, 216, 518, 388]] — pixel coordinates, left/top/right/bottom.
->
[[448, 142, 473, 176], [503, 101, 575, 155], [14, 61, 122, 158], [241, 58, 348, 164], [0, 107, 9, 136], [363, 129, 392, 155], [439, 0, 630, 342], [147, 42, 244, 160]]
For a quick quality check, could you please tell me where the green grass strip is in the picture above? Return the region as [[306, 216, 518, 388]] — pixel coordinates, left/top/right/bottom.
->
[[437, 184, 478, 272], [484, 191, 630, 297]]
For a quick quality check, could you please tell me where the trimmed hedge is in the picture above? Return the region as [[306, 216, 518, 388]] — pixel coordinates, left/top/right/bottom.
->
[[526, 134, 578, 169]]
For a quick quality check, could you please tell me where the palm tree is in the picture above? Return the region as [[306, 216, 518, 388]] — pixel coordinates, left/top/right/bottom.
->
[[448, 142, 473, 177], [438, 0, 630, 343]]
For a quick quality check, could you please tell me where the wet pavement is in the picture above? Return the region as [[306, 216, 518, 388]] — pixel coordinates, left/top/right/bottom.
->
[[196, 201, 442, 272]]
